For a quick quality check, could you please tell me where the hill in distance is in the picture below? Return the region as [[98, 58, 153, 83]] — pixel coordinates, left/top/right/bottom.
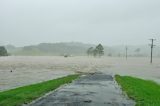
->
[[5, 42, 97, 56], [4, 42, 160, 57]]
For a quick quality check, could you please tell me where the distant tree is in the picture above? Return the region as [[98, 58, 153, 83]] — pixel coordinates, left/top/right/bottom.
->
[[93, 48, 98, 57], [64, 54, 69, 58], [95, 44, 104, 57], [135, 48, 141, 56], [108, 53, 112, 57], [118, 53, 121, 57], [87, 47, 94, 56], [135, 48, 141, 53], [87, 44, 104, 57], [0, 46, 8, 56]]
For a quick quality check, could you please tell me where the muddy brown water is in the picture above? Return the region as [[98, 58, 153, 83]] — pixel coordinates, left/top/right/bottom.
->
[[0, 56, 160, 91], [28, 72, 135, 106]]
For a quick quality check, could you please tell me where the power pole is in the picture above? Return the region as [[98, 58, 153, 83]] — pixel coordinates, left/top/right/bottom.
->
[[149, 39, 156, 63], [125, 46, 128, 60]]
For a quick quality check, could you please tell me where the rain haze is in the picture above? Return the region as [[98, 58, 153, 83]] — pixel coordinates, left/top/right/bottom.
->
[[1, 1, 160, 106], [0, 0, 160, 46]]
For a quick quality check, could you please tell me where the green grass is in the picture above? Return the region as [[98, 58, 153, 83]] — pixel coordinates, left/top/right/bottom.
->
[[115, 75, 160, 106], [0, 74, 79, 106]]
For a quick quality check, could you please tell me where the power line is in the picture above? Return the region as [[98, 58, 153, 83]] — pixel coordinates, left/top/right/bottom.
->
[[149, 39, 156, 63]]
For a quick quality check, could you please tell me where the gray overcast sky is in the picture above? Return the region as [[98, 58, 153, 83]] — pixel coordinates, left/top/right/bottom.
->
[[0, 0, 160, 46]]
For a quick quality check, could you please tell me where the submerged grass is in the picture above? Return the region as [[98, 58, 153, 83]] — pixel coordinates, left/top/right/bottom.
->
[[115, 75, 160, 106], [0, 74, 79, 106]]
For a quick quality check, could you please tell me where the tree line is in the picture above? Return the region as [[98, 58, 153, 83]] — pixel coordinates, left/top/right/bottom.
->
[[87, 44, 104, 57]]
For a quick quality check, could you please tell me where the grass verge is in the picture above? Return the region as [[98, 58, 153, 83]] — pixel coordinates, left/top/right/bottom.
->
[[0, 74, 79, 106], [115, 75, 160, 106]]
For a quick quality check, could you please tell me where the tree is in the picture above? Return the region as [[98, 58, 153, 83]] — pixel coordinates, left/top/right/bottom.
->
[[95, 44, 104, 57], [93, 48, 98, 57], [135, 48, 140, 53], [0, 46, 8, 56], [135, 48, 141, 56], [87, 47, 94, 56], [86, 44, 104, 57]]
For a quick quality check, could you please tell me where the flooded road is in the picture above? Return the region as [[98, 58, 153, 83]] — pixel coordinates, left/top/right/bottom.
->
[[0, 56, 160, 91], [29, 72, 135, 106]]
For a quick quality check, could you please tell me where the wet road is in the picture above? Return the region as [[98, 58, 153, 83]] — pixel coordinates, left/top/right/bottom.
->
[[28, 72, 135, 106]]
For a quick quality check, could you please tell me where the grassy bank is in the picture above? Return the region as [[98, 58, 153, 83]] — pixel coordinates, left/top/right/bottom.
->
[[115, 75, 160, 106], [0, 74, 79, 106]]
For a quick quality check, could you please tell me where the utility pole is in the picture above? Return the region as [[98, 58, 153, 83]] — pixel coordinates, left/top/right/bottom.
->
[[149, 39, 156, 63], [125, 46, 128, 60]]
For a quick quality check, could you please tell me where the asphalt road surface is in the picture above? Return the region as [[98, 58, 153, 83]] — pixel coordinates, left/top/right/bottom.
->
[[28, 72, 135, 106]]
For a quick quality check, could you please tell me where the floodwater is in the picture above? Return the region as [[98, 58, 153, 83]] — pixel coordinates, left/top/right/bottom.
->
[[0, 56, 160, 91], [28, 72, 135, 106]]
